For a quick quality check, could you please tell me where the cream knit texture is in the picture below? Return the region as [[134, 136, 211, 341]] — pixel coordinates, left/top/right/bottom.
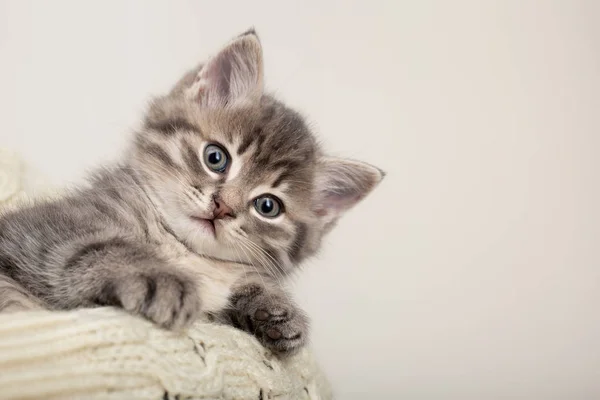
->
[[0, 149, 332, 400]]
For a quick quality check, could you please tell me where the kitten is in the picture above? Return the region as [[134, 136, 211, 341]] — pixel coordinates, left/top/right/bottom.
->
[[0, 29, 383, 356]]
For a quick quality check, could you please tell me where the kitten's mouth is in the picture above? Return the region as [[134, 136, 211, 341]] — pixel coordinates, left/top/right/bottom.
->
[[190, 216, 216, 237]]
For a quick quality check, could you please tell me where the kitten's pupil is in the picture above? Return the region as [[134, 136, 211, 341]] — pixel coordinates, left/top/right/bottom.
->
[[208, 152, 221, 165], [261, 199, 273, 213]]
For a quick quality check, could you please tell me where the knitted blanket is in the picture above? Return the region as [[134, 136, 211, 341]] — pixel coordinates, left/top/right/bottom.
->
[[0, 149, 332, 400]]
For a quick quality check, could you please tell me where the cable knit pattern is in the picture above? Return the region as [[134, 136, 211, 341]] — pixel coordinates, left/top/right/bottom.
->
[[0, 149, 332, 400]]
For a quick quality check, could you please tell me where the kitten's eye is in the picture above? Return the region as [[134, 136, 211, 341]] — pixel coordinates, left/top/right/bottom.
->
[[254, 195, 283, 218], [203, 144, 228, 173]]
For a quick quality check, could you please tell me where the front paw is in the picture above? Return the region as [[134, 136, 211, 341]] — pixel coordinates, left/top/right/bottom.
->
[[228, 284, 309, 356], [98, 271, 201, 330]]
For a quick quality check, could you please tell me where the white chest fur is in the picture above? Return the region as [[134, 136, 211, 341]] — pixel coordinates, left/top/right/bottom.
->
[[151, 224, 247, 314], [182, 255, 245, 313]]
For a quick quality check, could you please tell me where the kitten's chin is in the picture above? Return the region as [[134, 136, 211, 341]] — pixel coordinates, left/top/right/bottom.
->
[[168, 216, 248, 264], [190, 216, 216, 237]]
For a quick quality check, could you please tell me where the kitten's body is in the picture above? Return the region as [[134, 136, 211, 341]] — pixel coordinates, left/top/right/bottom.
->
[[0, 30, 383, 355]]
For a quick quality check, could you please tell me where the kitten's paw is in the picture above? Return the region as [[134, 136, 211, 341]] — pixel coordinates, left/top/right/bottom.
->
[[229, 284, 309, 356], [100, 271, 201, 330]]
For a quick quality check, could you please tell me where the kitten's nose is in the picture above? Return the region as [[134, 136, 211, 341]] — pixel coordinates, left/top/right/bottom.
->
[[213, 195, 234, 219]]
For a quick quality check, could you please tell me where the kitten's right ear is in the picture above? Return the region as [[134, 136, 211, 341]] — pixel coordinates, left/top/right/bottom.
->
[[185, 29, 264, 108], [313, 157, 385, 231]]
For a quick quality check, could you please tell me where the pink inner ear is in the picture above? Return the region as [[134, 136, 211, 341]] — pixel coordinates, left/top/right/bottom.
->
[[185, 33, 263, 108], [315, 209, 328, 217], [317, 193, 362, 217]]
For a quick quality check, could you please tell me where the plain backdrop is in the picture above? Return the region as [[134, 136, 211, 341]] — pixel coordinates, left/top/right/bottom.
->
[[1, 1, 599, 399]]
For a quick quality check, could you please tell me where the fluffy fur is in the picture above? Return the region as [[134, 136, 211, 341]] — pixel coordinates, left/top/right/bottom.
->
[[0, 29, 383, 355]]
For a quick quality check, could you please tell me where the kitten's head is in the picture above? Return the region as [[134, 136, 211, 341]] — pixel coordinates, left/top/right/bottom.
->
[[131, 30, 383, 276]]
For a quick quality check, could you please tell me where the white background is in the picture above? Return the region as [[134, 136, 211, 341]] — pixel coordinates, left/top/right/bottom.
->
[[1, 1, 599, 398]]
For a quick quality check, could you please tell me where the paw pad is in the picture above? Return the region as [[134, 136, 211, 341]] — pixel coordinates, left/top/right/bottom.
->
[[266, 327, 282, 340], [254, 309, 269, 321]]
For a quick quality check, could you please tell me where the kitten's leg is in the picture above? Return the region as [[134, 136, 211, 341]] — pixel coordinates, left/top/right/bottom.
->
[[54, 238, 201, 329], [0, 275, 44, 313], [222, 282, 309, 356]]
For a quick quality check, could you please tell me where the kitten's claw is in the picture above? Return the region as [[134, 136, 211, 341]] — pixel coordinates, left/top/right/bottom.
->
[[228, 284, 309, 356], [99, 271, 201, 330]]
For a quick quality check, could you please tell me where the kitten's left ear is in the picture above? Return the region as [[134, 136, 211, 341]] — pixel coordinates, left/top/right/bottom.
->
[[185, 29, 264, 108], [313, 157, 385, 229]]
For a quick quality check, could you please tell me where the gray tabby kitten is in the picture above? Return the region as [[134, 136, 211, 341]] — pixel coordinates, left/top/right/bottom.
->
[[0, 30, 383, 356]]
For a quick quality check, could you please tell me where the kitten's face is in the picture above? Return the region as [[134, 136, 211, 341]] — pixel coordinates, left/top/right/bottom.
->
[[130, 30, 383, 276]]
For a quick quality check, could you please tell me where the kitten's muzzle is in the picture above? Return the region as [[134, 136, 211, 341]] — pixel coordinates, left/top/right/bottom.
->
[[189, 195, 234, 238], [212, 195, 235, 220]]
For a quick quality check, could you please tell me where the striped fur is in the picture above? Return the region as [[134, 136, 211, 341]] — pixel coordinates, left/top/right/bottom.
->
[[0, 30, 383, 354]]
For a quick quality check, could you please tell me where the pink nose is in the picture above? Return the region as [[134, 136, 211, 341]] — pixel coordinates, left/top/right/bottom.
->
[[213, 196, 234, 219]]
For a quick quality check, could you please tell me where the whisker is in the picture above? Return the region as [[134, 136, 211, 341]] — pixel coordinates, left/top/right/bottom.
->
[[234, 236, 290, 302], [242, 237, 287, 282], [235, 239, 276, 306]]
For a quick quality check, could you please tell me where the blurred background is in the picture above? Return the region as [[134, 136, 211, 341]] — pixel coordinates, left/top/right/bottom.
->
[[1, 1, 599, 398]]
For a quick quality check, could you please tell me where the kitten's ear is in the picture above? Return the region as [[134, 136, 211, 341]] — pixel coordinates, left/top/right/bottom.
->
[[313, 157, 385, 228], [185, 29, 264, 108]]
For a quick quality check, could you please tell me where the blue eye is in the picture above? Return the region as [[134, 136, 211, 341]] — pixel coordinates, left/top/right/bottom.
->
[[254, 195, 283, 218], [204, 144, 228, 173]]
